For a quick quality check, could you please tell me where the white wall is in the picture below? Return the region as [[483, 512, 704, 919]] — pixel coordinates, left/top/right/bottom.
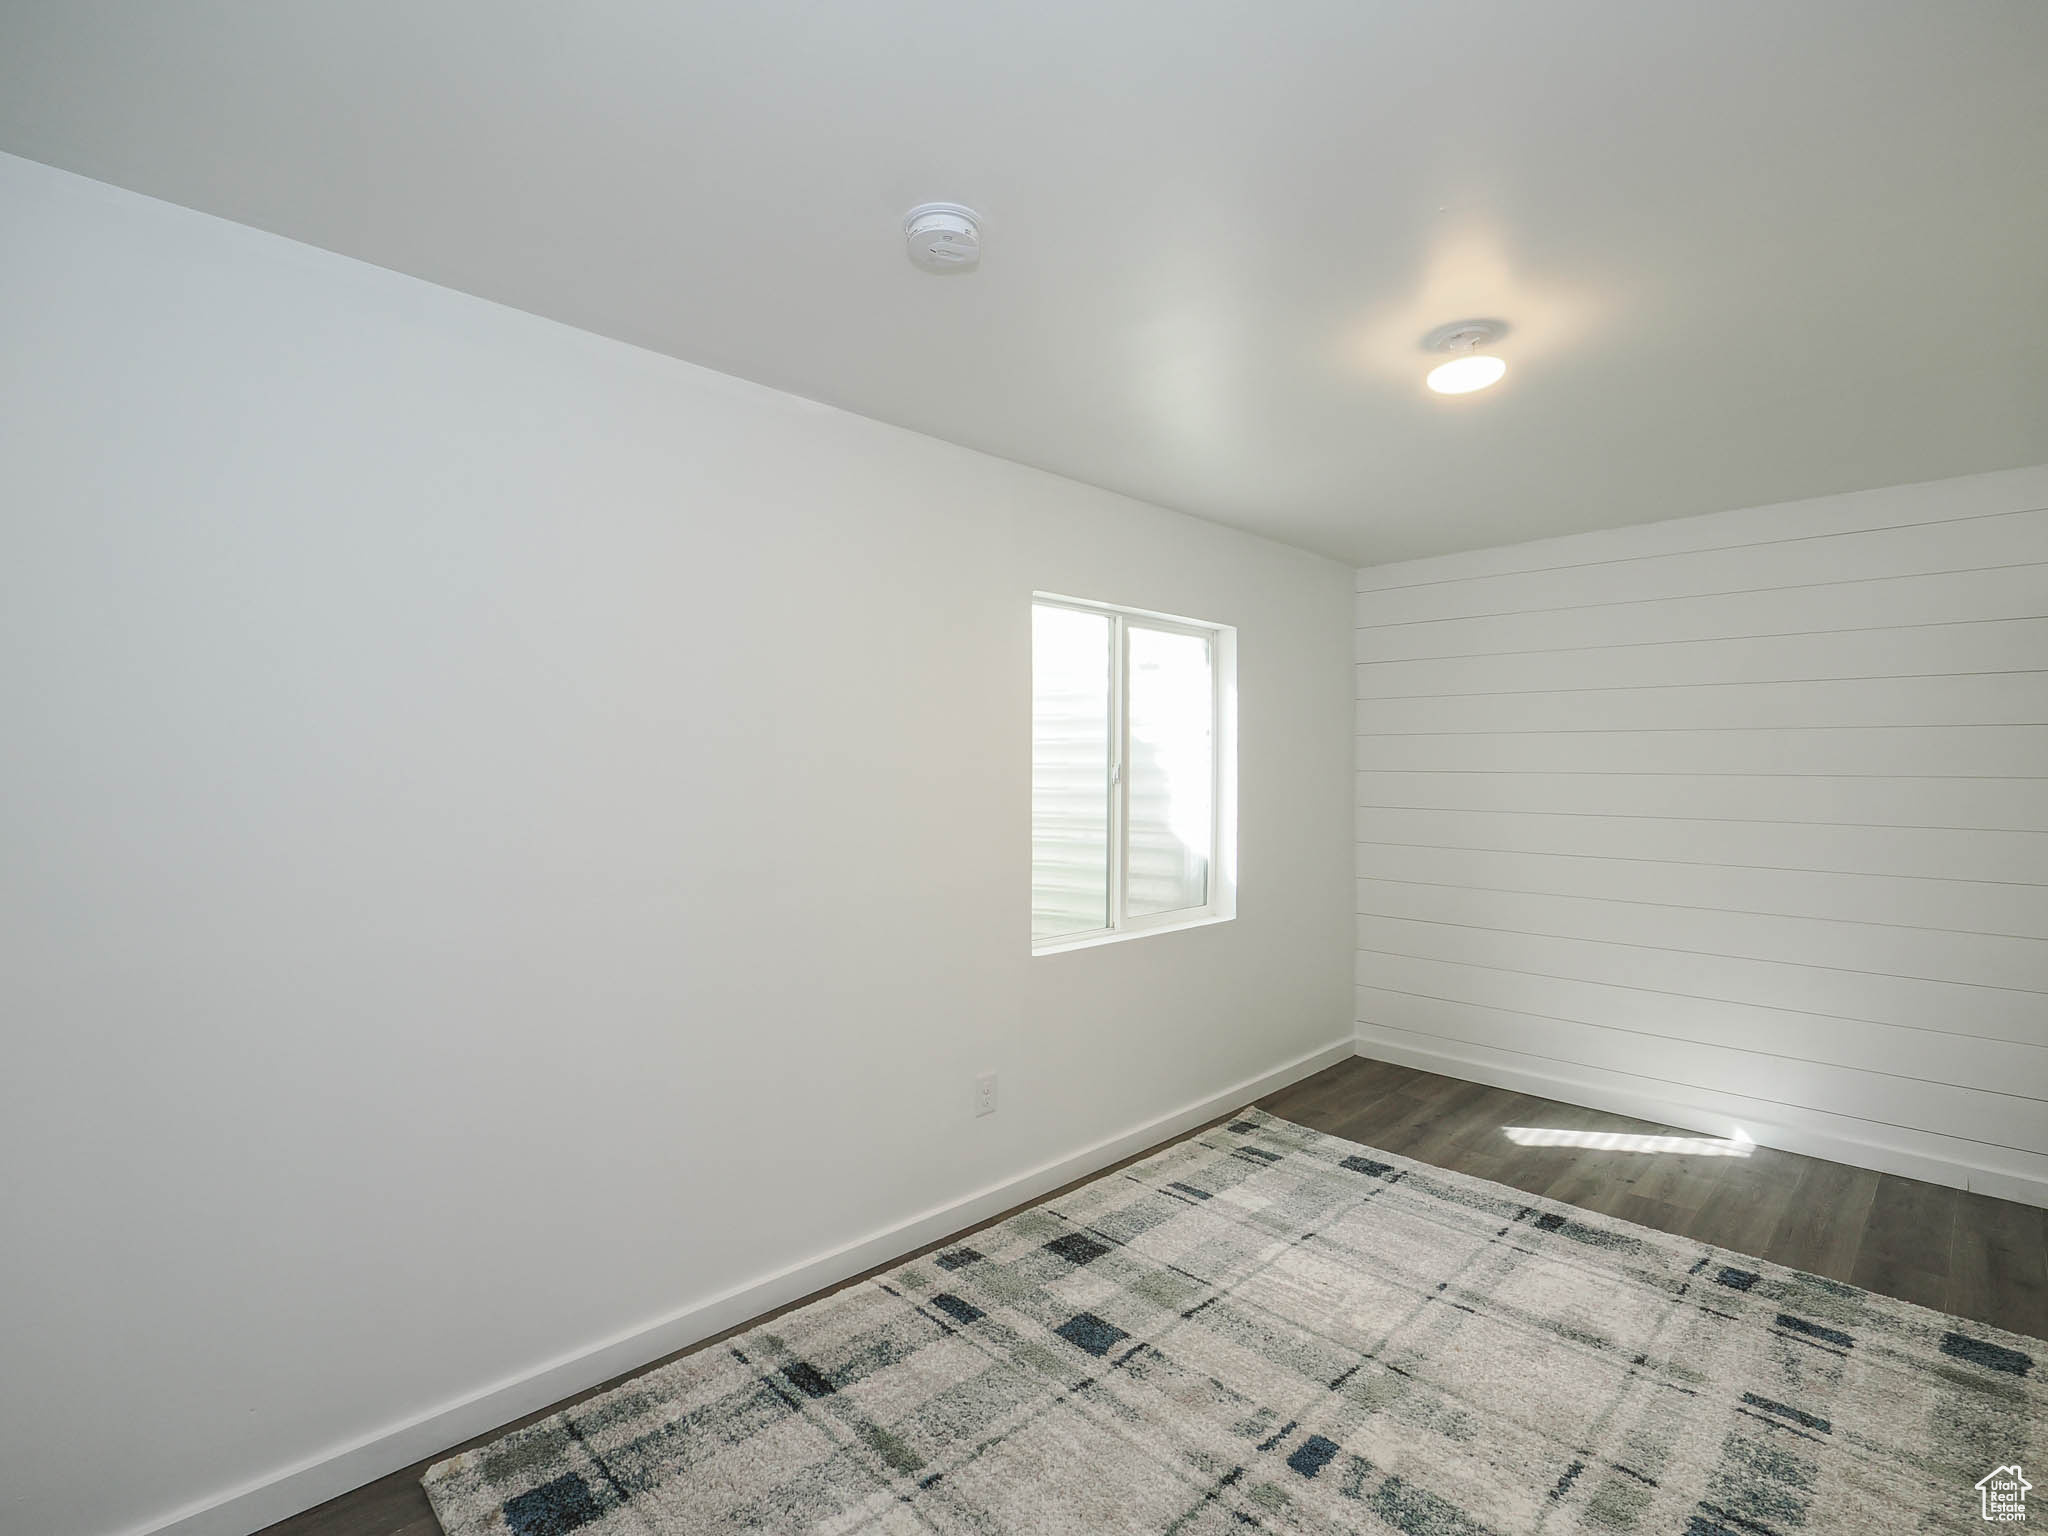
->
[[0, 154, 1356, 1536], [1354, 465, 2048, 1207]]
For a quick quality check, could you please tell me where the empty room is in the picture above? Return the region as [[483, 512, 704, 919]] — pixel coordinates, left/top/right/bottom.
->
[[2, 4, 2044, 1535]]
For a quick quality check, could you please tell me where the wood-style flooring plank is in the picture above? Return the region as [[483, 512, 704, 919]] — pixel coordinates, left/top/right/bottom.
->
[[1946, 1191, 2048, 1339], [1762, 1159, 1880, 1286], [1850, 1173, 1961, 1312]]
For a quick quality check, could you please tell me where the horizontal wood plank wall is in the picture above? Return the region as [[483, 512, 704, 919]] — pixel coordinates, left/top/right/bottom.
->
[[1353, 465, 2048, 1208]]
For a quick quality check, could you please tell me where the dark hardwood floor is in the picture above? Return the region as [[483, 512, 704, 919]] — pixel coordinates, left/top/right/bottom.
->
[[263, 1055, 2047, 1536], [1262, 1056, 2045, 1330]]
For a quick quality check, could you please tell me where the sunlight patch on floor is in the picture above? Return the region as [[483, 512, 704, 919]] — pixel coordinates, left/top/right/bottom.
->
[[1503, 1126, 1755, 1157]]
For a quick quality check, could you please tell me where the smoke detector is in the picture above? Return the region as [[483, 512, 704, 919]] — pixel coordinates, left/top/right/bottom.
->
[[904, 203, 982, 274]]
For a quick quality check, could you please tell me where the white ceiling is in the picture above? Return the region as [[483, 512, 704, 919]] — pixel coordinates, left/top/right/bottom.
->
[[3, 2, 2044, 565]]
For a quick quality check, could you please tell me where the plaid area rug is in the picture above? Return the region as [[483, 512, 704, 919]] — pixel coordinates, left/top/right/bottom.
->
[[423, 1108, 2041, 1534]]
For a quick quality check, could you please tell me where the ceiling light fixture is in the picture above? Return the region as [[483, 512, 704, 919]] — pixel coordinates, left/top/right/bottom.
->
[[1423, 319, 1510, 395]]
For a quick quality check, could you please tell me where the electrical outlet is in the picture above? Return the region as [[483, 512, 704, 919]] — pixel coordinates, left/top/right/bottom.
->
[[975, 1072, 998, 1118]]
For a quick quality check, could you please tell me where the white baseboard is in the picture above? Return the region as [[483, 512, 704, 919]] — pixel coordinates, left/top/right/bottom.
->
[[1352, 1027, 2048, 1211], [131, 1036, 1355, 1536]]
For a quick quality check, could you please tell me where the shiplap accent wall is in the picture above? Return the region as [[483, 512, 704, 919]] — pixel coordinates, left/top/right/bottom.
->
[[1353, 465, 2048, 1208]]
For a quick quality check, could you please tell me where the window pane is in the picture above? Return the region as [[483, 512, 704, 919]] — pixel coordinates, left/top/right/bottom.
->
[[1031, 604, 1112, 940], [1126, 625, 1213, 918]]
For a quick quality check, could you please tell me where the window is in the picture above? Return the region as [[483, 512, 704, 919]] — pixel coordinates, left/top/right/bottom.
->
[[1031, 595, 1236, 952]]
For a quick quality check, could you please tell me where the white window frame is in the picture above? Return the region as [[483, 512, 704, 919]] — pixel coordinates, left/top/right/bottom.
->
[[1031, 593, 1238, 955]]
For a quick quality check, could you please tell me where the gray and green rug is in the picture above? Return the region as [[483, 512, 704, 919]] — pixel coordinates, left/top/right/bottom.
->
[[424, 1108, 2041, 1534]]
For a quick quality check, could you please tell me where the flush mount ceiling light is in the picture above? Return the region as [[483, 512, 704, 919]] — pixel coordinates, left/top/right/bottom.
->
[[1423, 318, 1510, 394]]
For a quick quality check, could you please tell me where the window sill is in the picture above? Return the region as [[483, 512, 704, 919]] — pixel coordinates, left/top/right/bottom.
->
[[1030, 912, 1234, 957]]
